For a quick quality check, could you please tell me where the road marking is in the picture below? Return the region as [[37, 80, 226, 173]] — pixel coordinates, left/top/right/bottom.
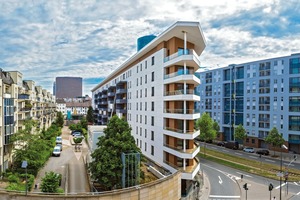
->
[[209, 195, 240, 199], [218, 176, 223, 184], [249, 156, 258, 159], [236, 172, 252, 178], [222, 149, 229, 152], [284, 163, 294, 166], [235, 153, 242, 156], [294, 182, 298, 186], [202, 164, 237, 183], [275, 182, 287, 189], [211, 147, 217, 149], [297, 191, 300, 195], [265, 159, 275, 163]]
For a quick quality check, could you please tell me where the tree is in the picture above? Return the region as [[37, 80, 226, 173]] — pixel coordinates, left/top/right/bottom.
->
[[234, 124, 247, 143], [89, 115, 141, 190], [265, 127, 285, 156], [40, 171, 61, 193], [80, 117, 88, 130], [55, 112, 64, 128], [213, 121, 220, 133], [86, 106, 94, 124], [195, 113, 216, 155]]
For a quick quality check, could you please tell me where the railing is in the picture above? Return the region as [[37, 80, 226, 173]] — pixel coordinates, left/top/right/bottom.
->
[[164, 49, 191, 62], [164, 69, 195, 79], [163, 108, 200, 114], [116, 89, 127, 94], [164, 126, 196, 134], [164, 89, 198, 96], [164, 158, 199, 173], [164, 143, 198, 154]]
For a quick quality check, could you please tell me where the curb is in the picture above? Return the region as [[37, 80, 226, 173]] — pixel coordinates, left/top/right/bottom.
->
[[199, 172, 210, 200]]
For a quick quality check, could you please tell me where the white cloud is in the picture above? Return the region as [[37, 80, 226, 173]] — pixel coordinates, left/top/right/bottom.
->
[[0, 0, 299, 96]]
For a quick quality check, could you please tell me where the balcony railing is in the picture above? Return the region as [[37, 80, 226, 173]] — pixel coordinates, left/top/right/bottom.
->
[[164, 143, 198, 154], [164, 89, 199, 96], [163, 108, 200, 114], [164, 49, 190, 62], [164, 157, 199, 173], [164, 69, 194, 79], [164, 126, 196, 134]]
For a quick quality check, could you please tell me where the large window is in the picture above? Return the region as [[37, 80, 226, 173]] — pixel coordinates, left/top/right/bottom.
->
[[236, 67, 244, 79], [289, 116, 300, 131], [290, 77, 300, 93], [290, 57, 300, 74], [224, 69, 231, 81], [289, 97, 300, 112]]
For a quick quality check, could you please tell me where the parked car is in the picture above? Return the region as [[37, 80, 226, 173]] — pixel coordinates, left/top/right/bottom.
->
[[224, 141, 239, 150], [243, 147, 254, 153], [217, 141, 225, 146], [73, 132, 84, 139], [71, 131, 82, 136], [52, 146, 61, 157], [256, 149, 270, 155], [56, 136, 62, 144], [56, 143, 62, 151]]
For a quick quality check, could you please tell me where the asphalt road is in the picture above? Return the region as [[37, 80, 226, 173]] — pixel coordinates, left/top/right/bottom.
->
[[200, 142, 300, 170]]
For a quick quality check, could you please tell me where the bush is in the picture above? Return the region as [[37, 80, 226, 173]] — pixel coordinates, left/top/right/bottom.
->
[[7, 174, 19, 183]]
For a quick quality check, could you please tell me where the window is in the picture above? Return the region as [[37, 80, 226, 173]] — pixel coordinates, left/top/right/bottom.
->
[[151, 87, 154, 96], [145, 75, 147, 84], [137, 66, 138, 73], [136, 102, 138, 110], [151, 145, 154, 155], [140, 115, 142, 123], [136, 139, 138, 146], [140, 127, 142, 136], [151, 116, 154, 126], [151, 72, 154, 81], [136, 126, 138, 135], [145, 102, 147, 111], [140, 102, 142, 110], [145, 142, 147, 151], [145, 129, 147, 138], [140, 89, 142, 98], [145, 88, 147, 97], [151, 131, 154, 141], [136, 114, 138, 122], [151, 56, 155, 65], [151, 101, 154, 111], [136, 78, 138, 86], [140, 64, 142, 71], [145, 116, 147, 124], [140, 140, 142, 149]]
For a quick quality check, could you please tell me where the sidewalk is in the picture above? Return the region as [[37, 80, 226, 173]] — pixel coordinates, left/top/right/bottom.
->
[[199, 172, 210, 200]]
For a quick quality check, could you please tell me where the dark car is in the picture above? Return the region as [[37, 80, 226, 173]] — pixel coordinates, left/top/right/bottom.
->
[[256, 149, 270, 155], [71, 130, 82, 136], [217, 141, 225, 146]]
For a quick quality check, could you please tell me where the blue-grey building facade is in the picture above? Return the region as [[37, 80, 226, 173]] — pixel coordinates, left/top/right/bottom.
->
[[197, 53, 300, 152]]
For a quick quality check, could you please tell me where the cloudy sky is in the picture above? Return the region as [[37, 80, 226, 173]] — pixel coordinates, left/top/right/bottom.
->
[[1, 0, 299, 95]]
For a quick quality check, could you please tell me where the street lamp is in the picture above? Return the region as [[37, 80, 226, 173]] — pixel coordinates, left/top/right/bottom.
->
[[280, 144, 288, 200], [21, 161, 28, 195]]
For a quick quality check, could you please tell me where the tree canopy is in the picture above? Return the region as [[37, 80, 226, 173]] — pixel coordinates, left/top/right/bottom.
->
[[89, 115, 141, 190], [86, 106, 94, 124], [55, 112, 64, 128], [195, 113, 216, 155], [234, 124, 247, 143], [265, 127, 285, 156], [40, 171, 61, 193]]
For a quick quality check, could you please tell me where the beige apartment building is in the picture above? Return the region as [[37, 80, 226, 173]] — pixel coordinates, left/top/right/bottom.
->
[[0, 70, 56, 173], [92, 21, 206, 198]]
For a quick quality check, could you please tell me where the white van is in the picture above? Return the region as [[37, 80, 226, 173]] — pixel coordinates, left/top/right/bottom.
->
[[52, 146, 61, 157]]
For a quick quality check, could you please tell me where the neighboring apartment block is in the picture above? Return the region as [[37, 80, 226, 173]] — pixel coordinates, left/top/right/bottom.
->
[[56, 96, 91, 116], [197, 53, 300, 153], [54, 77, 82, 98], [92, 21, 206, 197], [0, 70, 56, 173]]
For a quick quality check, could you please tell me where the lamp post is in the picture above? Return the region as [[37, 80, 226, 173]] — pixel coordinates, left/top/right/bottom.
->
[[21, 161, 28, 195], [280, 144, 288, 200]]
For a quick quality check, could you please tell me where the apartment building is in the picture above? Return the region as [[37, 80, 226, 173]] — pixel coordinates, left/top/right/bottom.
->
[[0, 70, 56, 173], [92, 21, 206, 197], [197, 53, 300, 153], [56, 96, 91, 116]]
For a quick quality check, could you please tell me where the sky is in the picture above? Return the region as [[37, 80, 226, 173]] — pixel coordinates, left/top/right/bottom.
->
[[1, 0, 300, 96]]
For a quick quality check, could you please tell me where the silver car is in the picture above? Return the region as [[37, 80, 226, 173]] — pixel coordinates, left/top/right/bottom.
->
[[243, 147, 254, 153]]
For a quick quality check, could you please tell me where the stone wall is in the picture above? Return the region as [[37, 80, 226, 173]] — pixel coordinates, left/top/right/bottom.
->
[[0, 171, 181, 200]]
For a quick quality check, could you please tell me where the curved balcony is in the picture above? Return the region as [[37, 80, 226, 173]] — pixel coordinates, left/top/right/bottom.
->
[[164, 70, 200, 85], [116, 99, 127, 104], [163, 108, 200, 120], [116, 88, 127, 94], [163, 127, 200, 140], [163, 143, 200, 159], [163, 89, 200, 101], [163, 49, 201, 68]]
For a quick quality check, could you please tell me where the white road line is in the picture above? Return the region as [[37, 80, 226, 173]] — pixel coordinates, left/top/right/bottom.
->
[[275, 182, 287, 189], [236, 172, 252, 178], [284, 163, 294, 166], [235, 153, 243, 156], [249, 156, 258, 159], [222, 149, 229, 152], [218, 176, 223, 184], [265, 159, 275, 163], [209, 195, 240, 199], [211, 147, 217, 149], [294, 182, 298, 186], [297, 191, 300, 196]]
